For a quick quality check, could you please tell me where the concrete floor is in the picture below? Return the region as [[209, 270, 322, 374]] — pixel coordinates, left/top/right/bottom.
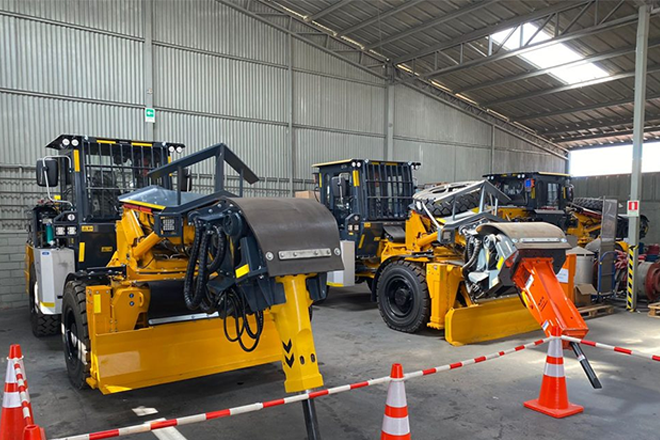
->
[[1, 286, 659, 440]]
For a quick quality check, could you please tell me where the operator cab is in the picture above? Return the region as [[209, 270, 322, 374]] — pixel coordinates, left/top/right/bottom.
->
[[26, 134, 183, 336], [313, 159, 419, 287], [484, 172, 574, 227]]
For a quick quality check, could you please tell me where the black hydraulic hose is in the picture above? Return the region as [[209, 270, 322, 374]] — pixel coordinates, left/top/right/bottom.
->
[[183, 218, 204, 310], [462, 240, 482, 279], [570, 342, 602, 389], [193, 227, 212, 309], [206, 225, 226, 273]]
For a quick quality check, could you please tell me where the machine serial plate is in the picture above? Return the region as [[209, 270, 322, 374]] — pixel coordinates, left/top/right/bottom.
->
[[278, 248, 332, 260]]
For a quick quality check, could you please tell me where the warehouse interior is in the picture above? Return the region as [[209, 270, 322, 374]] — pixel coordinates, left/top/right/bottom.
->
[[0, 1, 659, 439]]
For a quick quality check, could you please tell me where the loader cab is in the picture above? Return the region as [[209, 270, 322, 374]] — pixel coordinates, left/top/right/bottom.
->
[[25, 134, 183, 336], [314, 159, 418, 258], [484, 172, 573, 211]]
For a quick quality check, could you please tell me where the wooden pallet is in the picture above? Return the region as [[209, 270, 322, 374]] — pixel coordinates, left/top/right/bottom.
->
[[578, 304, 615, 319], [648, 303, 660, 319]]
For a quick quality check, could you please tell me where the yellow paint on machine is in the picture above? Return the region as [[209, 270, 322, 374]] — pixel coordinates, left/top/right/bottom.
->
[[131, 142, 152, 147], [235, 264, 250, 279], [82, 225, 94, 232], [73, 150, 81, 172], [444, 297, 539, 346], [89, 314, 281, 394], [78, 242, 85, 262], [358, 234, 366, 249], [352, 170, 360, 186], [97, 140, 115, 144], [327, 282, 344, 287], [40, 301, 55, 308], [101, 246, 113, 253]]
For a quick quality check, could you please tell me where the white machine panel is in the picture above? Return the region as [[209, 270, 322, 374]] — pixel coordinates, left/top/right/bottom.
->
[[34, 248, 75, 315], [327, 240, 355, 288]]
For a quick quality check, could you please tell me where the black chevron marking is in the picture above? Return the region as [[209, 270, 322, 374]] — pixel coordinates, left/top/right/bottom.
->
[[282, 339, 293, 353], [285, 354, 295, 368]]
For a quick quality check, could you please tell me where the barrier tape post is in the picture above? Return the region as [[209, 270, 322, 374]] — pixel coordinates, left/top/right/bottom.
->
[[49, 337, 550, 440]]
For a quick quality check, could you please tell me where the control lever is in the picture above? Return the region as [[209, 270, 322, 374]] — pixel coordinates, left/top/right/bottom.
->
[[570, 341, 602, 389]]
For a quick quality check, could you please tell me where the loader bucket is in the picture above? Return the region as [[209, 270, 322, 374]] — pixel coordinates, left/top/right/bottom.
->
[[444, 296, 540, 346]]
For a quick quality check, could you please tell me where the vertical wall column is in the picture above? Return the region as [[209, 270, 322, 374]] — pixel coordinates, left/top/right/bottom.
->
[[627, 3, 650, 311], [385, 82, 395, 160], [142, 0, 154, 141], [287, 33, 295, 196], [490, 125, 495, 173]]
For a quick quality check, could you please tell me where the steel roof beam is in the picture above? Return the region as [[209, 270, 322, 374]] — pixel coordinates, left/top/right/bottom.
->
[[305, 0, 353, 22], [420, 10, 644, 81], [542, 114, 660, 136], [555, 123, 660, 143], [364, 0, 499, 50], [392, 1, 590, 65], [483, 64, 660, 107], [457, 38, 660, 94], [515, 91, 660, 121], [337, 0, 425, 37]]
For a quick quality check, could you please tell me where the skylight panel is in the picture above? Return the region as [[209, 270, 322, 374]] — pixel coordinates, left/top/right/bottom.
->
[[490, 24, 609, 85]]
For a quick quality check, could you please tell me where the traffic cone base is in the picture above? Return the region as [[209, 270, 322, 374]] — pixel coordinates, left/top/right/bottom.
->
[[524, 398, 583, 419], [22, 425, 45, 440], [524, 338, 583, 419]]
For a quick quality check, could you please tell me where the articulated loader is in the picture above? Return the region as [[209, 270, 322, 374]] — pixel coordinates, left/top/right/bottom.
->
[[313, 160, 594, 348], [27, 135, 342, 416]]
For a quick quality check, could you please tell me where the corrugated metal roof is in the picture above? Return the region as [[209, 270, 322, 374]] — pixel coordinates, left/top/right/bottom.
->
[[270, 0, 660, 149]]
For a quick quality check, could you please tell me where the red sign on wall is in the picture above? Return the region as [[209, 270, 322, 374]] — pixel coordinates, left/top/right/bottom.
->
[[627, 200, 640, 217]]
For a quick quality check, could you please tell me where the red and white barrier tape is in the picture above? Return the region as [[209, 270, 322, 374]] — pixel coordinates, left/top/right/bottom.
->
[[50, 337, 549, 440], [561, 335, 660, 362], [10, 356, 33, 426]]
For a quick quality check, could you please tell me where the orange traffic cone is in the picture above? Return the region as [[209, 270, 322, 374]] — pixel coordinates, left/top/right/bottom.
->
[[381, 364, 411, 440], [524, 337, 583, 418], [22, 425, 45, 440], [1, 345, 31, 440]]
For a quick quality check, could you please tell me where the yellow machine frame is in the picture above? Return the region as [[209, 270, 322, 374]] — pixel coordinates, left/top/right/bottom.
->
[[77, 204, 322, 394]]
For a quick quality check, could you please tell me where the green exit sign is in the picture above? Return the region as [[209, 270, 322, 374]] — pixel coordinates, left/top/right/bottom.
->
[[145, 107, 155, 123]]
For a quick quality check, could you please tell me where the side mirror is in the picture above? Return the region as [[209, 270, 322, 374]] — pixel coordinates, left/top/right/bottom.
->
[[36, 158, 59, 188], [331, 175, 350, 199], [178, 168, 192, 192]]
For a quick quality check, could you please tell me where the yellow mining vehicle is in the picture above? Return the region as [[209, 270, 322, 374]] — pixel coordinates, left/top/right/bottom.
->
[[29, 137, 342, 418], [314, 161, 578, 345]]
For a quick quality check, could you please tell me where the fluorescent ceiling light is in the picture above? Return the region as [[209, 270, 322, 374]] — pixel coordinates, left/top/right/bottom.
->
[[491, 24, 609, 85]]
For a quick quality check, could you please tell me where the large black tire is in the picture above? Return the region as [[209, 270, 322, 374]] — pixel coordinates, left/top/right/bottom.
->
[[572, 197, 603, 211], [415, 182, 481, 217], [61, 280, 91, 389], [314, 285, 330, 305], [28, 265, 60, 337], [376, 260, 430, 333]]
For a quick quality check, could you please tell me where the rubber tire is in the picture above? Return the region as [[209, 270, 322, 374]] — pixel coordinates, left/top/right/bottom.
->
[[572, 197, 603, 211], [61, 280, 91, 390], [28, 265, 60, 337], [376, 260, 430, 333], [314, 285, 330, 305]]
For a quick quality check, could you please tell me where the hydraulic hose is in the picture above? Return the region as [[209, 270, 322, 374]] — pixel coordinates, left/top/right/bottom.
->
[[183, 218, 204, 310]]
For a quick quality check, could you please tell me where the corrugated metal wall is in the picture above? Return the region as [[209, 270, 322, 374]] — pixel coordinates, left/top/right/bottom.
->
[[0, 0, 563, 308], [573, 173, 660, 244], [393, 85, 564, 184]]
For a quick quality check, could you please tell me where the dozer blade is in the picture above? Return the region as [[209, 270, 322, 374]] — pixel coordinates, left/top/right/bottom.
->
[[444, 296, 540, 346]]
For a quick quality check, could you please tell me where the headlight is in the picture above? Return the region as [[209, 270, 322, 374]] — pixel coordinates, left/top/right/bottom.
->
[[351, 161, 357, 168], [62, 138, 70, 146], [55, 226, 66, 236], [66, 226, 77, 235], [357, 162, 362, 167], [71, 139, 79, 146], [66, 213, 76, 222], [161, 217, 176, 232], [169, 146, 175, 152], [176, 146, 183, 153]]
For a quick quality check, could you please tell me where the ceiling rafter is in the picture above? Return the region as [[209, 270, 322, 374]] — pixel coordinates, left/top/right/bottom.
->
[[364, 0, 499, 51], [392, 1, 590, 65], [305, 0, 353, 23], [336, 0, 426, 37], [456, 38, 660, 94], [543, 114, 660, 136]]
